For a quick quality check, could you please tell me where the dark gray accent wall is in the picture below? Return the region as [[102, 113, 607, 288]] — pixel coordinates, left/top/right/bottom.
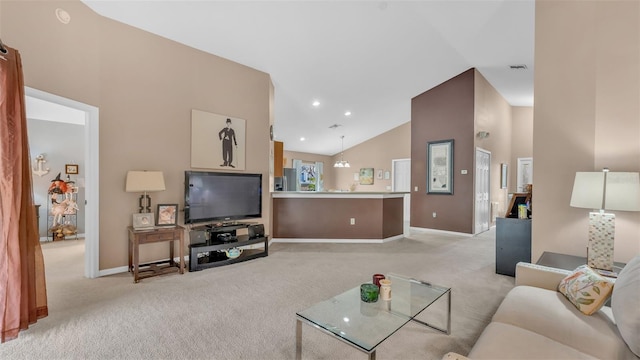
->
[[410, 69, 475, 233]]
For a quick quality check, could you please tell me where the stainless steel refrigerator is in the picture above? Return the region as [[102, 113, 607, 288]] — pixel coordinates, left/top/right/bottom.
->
[[283, 168, 297, 191]]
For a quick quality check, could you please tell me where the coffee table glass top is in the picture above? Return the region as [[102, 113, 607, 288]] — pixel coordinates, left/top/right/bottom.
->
[[296, 273, 450, 352]]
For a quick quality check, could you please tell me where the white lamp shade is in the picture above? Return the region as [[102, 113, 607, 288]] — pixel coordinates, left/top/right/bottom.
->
[[570, 171, 640, 211], [125, 171, 166, 192], [570, 172, 604, 209], [605, 172, 640, 211]]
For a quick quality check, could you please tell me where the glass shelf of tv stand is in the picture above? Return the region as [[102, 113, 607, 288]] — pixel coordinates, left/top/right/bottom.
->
[[188, 234, 268, 272]]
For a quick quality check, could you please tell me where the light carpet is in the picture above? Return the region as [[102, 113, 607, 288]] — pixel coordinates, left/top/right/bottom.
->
[[1, 228, 514, 359]]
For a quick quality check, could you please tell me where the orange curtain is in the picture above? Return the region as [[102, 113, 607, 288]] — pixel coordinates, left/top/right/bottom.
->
[[0, 44, 48, 342]]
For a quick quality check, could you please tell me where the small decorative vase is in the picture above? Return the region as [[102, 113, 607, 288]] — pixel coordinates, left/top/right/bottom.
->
[[360, 283, 379, 303], [373, 273, 385, 287], [379, 279, 392, 301]]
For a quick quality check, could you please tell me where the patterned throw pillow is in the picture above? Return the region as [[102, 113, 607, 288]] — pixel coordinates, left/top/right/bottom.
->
[[557, 264, 614, 315]]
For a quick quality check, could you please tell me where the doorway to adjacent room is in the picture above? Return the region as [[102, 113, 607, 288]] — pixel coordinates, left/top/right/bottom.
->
[[25, 87, 100, 279]]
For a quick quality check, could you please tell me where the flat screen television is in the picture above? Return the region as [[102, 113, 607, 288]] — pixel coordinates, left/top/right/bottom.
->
[[184, 171, 262, 224]]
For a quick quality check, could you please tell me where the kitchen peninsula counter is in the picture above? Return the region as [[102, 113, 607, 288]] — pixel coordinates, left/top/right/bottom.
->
[[272, 192, 407, 243]]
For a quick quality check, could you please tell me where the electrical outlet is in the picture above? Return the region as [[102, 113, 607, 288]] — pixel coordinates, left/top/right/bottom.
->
[[350, 218, 356, 225], [432, 212, 437, 218]]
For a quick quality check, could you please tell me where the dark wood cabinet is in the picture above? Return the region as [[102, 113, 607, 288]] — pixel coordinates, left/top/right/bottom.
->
[[496, 217, 531, 276]]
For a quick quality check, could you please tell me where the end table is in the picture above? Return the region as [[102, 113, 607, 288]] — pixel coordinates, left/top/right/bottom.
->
[[128, 225, 185, 283]]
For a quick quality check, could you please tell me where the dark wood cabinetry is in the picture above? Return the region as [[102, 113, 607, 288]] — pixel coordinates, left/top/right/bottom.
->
[[496, 217, 531, 276]]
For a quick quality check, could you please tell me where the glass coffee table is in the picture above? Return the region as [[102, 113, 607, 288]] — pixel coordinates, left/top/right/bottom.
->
[[296, 274, 451, 360]]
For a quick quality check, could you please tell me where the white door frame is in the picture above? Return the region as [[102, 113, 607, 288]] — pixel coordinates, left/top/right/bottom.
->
[[26, 87, 100, 279], [474, 148, 491, 234], [392, 158, 411, 222]]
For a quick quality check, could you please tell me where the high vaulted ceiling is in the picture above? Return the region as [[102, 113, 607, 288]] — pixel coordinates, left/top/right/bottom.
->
[[82, 0, 535, 156]]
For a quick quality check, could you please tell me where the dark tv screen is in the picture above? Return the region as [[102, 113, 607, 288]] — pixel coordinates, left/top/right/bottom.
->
[[184, 171, 262, 224]]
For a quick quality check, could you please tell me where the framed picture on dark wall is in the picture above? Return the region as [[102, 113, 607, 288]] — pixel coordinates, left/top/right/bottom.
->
[[427, 139, 454, 194]]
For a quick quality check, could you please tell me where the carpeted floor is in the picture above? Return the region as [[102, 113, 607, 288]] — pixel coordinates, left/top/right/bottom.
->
[[1, 228, 514, 359]]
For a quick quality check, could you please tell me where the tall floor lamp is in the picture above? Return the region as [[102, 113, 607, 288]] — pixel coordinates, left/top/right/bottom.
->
[[570, 170, 640, 271]]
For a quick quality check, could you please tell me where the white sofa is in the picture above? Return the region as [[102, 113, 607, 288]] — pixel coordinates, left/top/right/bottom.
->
[[446, 256, 640, 359]]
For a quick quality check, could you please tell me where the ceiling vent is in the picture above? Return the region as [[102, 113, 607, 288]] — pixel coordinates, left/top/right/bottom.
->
[[509, 64, 528, 70]]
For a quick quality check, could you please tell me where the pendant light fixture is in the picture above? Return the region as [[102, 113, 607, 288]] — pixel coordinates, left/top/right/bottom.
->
[[334, 135, 350, 168]]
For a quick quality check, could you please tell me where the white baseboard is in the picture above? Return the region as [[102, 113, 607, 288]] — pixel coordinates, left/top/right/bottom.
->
[[408, 226, 474, 237], [272, 234, 403, 244]]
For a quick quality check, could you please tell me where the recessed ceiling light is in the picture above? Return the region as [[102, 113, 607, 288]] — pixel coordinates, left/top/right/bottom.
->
[[312, 100, 320, 107], [300, 137, 306, 141], [344, 111, 351, 116]]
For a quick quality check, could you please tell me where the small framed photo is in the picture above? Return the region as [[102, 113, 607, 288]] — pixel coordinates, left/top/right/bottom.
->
[[132, 213, 155, 230], [376, 169, 383, 179], [384, 171, 390, 180], [156, 204, 178, 226], [65, 164, 79, 175]]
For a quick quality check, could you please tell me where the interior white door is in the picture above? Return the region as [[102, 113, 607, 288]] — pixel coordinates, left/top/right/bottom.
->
[[392, 159, 411, 221], [475, 149, 491, 234]]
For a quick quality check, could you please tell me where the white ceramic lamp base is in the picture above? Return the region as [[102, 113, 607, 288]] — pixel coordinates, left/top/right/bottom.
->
[[587, 212, 615, 271]]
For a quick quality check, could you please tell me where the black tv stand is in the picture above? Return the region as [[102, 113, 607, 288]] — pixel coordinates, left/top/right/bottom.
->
[[188, 223, 268, 272]]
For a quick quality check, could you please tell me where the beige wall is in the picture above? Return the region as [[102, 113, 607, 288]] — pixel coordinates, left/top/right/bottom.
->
[[331, 122, 411, 192], [474, 70, 514, 220], [1, 1, 272, 270], [511, 107, 534, 194], [533, 0, 640, 263]]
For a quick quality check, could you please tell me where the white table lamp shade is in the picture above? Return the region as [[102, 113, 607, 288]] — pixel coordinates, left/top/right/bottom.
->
[[570, 172, 605, 209], [604, 172, 640, 211], [125, 171, 166, 192]]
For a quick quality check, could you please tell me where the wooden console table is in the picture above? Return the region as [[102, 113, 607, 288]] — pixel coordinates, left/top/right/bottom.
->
[[128, 225, 185, 283]]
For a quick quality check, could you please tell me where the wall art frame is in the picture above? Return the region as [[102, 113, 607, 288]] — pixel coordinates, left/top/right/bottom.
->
[[359, 168, 374, 185], [191, 109, 246, 170], [65, 164, 79, 175], [427, 139, 454, 194], [156, 204, 178, 226]]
